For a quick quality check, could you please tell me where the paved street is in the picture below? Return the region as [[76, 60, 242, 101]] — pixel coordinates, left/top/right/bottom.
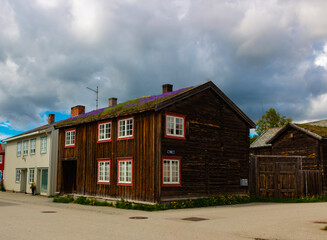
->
[[0, 192, 326, 240]]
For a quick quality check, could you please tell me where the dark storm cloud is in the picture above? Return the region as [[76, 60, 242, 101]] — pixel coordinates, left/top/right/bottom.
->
[[1, 0, 327, 132]]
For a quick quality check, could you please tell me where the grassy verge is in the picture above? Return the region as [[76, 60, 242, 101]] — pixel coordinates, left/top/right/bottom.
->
[[53, 194, 327, 211], [53, 195, 113, 206]]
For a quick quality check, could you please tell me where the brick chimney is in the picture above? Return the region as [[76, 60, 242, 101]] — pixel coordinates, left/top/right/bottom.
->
[[48, 114, 55, 124], [109, 97, 117, 107], [71, 105, 85, 117], [162, 84, 173, 94]]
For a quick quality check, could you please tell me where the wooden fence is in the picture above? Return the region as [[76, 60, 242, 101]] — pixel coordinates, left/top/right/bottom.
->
[[249, 155, 322, 198]]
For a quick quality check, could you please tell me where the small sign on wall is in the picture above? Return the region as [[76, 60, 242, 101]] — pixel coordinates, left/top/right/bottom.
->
[[167, 150, 175, 155], [240, 179, 248, 186]]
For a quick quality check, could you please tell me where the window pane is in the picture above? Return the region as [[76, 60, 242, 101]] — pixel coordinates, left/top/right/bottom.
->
[[171, 161, 179, 182], [99, 124, 104, 140], [66, 132, 70, 145], [163, 160, 170, 182], [119, 161, 125, 181], [71, 131, 75, 144], [105, 123, 111, 139], [119, 121, 125, 137]]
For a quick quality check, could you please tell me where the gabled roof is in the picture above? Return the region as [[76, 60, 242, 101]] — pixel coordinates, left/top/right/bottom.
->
[[306, 119, 327, 127], [267, 123, 327, 144], [56, 81, 256, 128], [250, 127, 282, 149], [3, 124, 55, 142]]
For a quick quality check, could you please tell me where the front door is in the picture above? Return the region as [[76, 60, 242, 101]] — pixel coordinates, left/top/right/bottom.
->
[[20, 169, 27, 193], [40, 169, 48, 194], [62, 160, 77, 193]]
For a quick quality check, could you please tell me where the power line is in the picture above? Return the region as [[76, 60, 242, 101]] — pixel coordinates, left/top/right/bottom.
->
[[86, 86, 98, 110]]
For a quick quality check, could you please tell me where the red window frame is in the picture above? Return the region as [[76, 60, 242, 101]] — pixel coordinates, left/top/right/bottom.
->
[[164, 112, 186, 140], [64, 128, 76, 148], [97, 120, 112, 143], [97, 159, 111, 185], [117, 115, 134, 141], [117, 157, 133, 186], [162, 156, 182, 187]]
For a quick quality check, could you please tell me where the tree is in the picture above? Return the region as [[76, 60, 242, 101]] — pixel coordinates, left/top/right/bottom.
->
[[256, 108, 292, 136], [250, 135, 258, 144]]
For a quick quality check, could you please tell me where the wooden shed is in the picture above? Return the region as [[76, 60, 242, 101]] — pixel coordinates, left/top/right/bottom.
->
[[55, 81, 255, 203], [250, 122, 327, 193]]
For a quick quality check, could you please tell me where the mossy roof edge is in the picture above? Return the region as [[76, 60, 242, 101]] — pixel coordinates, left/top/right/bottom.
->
[[55, 86, 194, 128]]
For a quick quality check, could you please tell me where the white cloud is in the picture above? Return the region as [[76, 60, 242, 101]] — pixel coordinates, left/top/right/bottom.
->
[[70, 0, 115, 44], [0, 121, 12, 129], [308, 93, 327, 119], [297, 0, 327, 39], [0, 1, 20, 40], [314, 43, 327, 70]]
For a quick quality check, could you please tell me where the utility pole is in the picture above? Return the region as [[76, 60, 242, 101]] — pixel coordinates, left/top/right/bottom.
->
[[86, 86, 98, 110]]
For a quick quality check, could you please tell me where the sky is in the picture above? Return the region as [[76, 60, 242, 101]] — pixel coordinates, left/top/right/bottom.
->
[[1, 0, 327, 140]]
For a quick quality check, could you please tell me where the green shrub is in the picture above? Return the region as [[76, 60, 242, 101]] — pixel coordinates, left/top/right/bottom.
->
[[53, 194, 327, 211], [73, 196, 112, 206], [53, 195, 74, 203]]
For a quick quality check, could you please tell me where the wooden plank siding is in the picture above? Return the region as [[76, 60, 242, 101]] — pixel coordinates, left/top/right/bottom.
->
[[56, 87, 253, 203], [253, 126, 327, 194], [250, 155, 323, 198], [271, 128, 321, 170], [161, 89, 249, 200], [57, 111, 161, 203]]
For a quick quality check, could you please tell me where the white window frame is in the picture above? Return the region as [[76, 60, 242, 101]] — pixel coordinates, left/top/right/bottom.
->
[[118, 117, 134, 139], [98, 160, 110, 184], [29, 168, 35, 183], [40, 136, 47, 154], [65, 129, 75, 147], [16, 169, 21, 183], [165, 113, 185, 138], [118, 159, 132, 185], [30, 138, 36, 155], [98, 121, 112, 142], [23, 140, 29, 156], [162, 158, 181, 186], [17, 142, 22, 157]]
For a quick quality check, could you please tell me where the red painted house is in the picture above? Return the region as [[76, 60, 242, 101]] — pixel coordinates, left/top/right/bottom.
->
[[0, 144, 5, 181]]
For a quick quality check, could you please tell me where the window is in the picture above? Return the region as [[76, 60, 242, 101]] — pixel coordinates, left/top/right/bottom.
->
[[98, 121, 112, 142], [30, 138, 36, 155], [17, 142, 22, 157], [0, 155, 2, 164], [40, 136, 47, 153], [65, 129, 76, 147], [97, 160, 110, 184], [16, 169, 21, 182], [23, 140, 29, 156], [118, 117, 134, 140], [162, 157, 181, 186], [29, 168, 35, 183], [165, 113, 185, 139], [117, 159, 133, 185]]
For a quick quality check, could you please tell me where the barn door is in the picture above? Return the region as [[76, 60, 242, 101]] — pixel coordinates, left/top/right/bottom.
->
[[276, 162, 297, 198]]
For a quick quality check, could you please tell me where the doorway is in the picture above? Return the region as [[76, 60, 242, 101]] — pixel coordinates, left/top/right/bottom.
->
[[62, 160, 77, 193], [20, 169, 27, 193], [40, 169, 48, 194]]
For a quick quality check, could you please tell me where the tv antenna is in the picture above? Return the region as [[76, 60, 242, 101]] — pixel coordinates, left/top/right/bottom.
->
[[86, 86, 98, 110]]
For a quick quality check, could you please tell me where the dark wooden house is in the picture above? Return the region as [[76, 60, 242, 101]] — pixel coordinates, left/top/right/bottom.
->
[[250, 122, 327, 193], [55, 81, 255, 203]]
